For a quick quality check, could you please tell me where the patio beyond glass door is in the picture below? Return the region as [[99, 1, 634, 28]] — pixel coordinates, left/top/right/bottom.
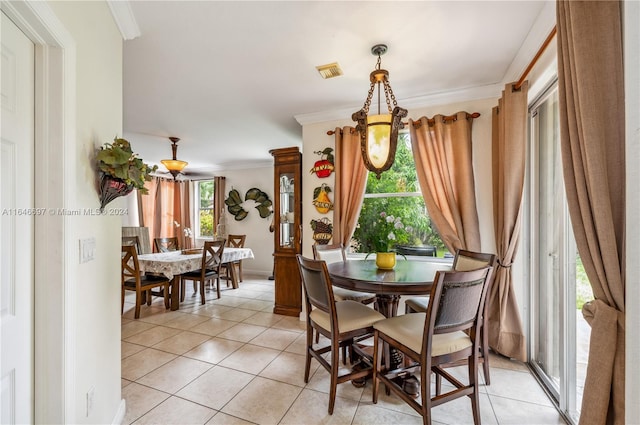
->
[[528, 84, 588, 424]]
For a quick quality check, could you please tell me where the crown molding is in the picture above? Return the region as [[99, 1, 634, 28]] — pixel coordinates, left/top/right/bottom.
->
[[294, 83, 503, 126], [107, 1, 140, 40]]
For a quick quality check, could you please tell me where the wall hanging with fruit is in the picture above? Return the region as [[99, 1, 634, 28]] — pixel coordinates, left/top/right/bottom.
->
[[312, 183, 333, 214], [309, 147, 334, 178], [310, 218, 333, 245], [225, 187, 272, 221]]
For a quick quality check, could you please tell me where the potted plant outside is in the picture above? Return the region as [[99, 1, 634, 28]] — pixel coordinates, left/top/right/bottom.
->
[[96, 137, 157, 209]]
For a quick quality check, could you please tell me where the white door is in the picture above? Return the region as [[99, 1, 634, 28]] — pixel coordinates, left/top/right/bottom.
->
[[1, 11, 35, 424]]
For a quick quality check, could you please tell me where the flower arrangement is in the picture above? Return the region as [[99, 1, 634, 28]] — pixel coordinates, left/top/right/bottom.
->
[[367, 211, 413, 253], [96, 137, 157, 195]]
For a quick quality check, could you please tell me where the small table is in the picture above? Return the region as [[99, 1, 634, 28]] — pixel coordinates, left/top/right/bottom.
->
[[326, 259, 448, 317], [138, 247, 254, 310]]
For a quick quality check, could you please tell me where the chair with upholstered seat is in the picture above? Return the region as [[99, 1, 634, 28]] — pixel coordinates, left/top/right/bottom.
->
[[372, 266, 494, 425], [121, 245, 171, 318], [222, 234, 246, 287], [180, 240, 225, 304], [312, 243, 376, 305], [404, 248, 496, 385], [296, 255, 385, 414], [154, 236, 179, 253]]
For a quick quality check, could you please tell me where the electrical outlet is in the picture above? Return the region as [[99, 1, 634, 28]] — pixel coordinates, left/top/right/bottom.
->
[[86, 386, 95, 417]]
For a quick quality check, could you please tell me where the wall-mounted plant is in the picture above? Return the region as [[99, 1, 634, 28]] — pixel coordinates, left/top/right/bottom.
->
[[96, 137, 157, 209]]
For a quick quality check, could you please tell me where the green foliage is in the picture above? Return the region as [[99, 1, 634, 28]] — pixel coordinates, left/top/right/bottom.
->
[[96, 137, 157, 194], [199, 209, 214, 237], [575, 255, 594, 310], [352, 134, 446, 254]]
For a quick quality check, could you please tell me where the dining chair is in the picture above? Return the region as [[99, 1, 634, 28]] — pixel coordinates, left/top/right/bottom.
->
[[121, 245, 171, 319], [180, 239, 225, 304], [122, 235, 141, 254], [312, 243, 376, 305], [372, 266, 494, 425], [222, 234, 246, 286], [313, 243, 377, 364], [404, 248, 497, 385], [154, 236, 179, 253], [296, 255, 385, 414]]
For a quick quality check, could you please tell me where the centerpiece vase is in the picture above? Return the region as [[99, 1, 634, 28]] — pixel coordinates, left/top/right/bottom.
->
[[376, 252, 396, 270]]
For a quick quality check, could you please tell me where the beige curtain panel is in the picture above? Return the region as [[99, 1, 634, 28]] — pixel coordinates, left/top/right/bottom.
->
[[214, 176, 226, 234], [140, 177, 191, 250], [333, 127, 368, 247], [409, 112, 481, 253], [489, 82, 528, 362], [557, 1, 626, 423]]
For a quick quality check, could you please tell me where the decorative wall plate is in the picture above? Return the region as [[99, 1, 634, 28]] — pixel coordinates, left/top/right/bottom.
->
[[312, 183, 333, 214]]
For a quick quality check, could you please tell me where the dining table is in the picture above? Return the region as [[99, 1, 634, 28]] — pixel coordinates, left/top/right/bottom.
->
[[137, 247, 254, 311], [327, 258, 451, 376], [326, 258, 450, 318]]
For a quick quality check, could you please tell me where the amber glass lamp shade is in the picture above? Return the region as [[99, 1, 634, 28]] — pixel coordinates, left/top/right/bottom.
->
[[160, 159, 188, 172]]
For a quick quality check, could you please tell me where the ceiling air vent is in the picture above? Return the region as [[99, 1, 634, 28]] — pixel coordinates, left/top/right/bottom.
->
[[316, 62, 343, 79]]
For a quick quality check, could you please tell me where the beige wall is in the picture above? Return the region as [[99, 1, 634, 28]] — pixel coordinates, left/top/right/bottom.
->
[[48, 1, 124, 423]]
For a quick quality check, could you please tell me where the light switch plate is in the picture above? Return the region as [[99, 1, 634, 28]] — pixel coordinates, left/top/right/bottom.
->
[[80, 237, 96, 263]]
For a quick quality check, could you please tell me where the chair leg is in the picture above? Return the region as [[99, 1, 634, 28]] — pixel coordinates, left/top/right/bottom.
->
[[180, 278, 186, 302], [328, 338, 339, 414], [469, 356, 481, 425], [199, 279, 206, 305], [304, 324, 313, 383], [481, 326, 491, 385], [372, 331, 381, 404], [238, 262, 243, 282], [216, 277, 221, 299], [146, 289, 152, 306], [163, 285, 170, 310], [134, 290, 142, 319]]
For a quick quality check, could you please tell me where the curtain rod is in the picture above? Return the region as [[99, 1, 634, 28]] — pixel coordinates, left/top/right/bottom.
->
[[326, 112, 480, 135], [514, 26, 557, 90]]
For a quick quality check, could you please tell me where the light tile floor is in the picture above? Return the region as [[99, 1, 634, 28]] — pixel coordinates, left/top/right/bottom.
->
[[122, 275, 567, 425]]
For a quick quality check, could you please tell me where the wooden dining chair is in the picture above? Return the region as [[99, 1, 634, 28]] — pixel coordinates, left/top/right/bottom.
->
[[312, 243, 376, 305], [121, 245, 171, 318], [222, 234, 246, 286], [122, 235, 141, 254], [372, 266, 494, 425], [154, 236, 179, 253], [296, 254, 385, 414], [313, 243, 377, 364], [404, 249, 497, 385], [180, 240, 225, 304]]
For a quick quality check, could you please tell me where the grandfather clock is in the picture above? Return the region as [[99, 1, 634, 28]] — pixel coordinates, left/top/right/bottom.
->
[[269, 147, 302, 316]]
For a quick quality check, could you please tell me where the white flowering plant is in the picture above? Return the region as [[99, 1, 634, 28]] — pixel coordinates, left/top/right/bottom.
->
[[365, 211, 413, 253]]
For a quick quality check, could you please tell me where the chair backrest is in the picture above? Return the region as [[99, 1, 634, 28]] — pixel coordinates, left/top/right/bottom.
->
[[226, 234, 246, 248], [202, 239, 225, 273], [423, 267, 493, 349], [312, 243, 346, 263], [122, 236, 141, 254], [121, 245, 141, 287], [154, 237, 179, 253], [296, 255, 335, 317], [453, 249, 496, 272]]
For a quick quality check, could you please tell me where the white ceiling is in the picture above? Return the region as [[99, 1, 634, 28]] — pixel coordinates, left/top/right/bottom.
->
[[121, 1, 554, 176]]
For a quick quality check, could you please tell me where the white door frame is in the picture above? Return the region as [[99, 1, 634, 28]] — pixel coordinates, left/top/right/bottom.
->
[[0, 1, 75, 423]]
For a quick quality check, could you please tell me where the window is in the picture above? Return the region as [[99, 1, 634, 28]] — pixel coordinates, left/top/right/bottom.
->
[[351, 133, 445, 255], [197, 180, 214, 237]]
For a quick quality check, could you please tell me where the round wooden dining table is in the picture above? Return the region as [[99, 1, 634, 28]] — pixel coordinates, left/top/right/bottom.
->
[[326, 259, 450, 318]]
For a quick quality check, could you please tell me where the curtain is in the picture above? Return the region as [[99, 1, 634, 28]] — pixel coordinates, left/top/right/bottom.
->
[[409, 112, 481, 253], [214, 176, 226, 236], [333, 127, 368, 248], [488, 82, 528, 361], [557, 1, 625, 423], [140, 177, 191, 251]]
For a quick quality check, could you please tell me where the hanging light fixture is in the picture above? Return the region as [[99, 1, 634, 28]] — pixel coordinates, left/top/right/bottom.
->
[[161, 137, 188, 180], [352, 44, 408, 179]]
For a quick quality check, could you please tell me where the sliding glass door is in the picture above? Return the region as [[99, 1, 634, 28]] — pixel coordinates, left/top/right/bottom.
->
[[527, 83, 590, 424]]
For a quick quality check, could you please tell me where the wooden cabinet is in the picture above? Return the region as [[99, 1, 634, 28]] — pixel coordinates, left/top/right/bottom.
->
[[270, 147, 302, 316]]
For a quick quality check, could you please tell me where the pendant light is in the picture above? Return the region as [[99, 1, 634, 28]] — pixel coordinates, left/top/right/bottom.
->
[[352, 44, 408, 179], [161, 137, 188, 180]]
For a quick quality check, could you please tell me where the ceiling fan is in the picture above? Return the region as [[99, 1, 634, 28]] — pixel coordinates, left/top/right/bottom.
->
[[154, 137, 215, 180]]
